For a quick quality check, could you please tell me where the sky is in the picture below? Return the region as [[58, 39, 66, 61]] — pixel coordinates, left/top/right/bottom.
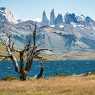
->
[[0, 0, 95, 21]]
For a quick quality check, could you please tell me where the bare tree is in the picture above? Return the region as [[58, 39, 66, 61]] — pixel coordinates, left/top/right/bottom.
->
[[0, 24, 51, 80]]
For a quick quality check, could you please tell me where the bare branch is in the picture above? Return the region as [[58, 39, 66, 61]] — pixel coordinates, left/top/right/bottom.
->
[[34, 49, 52, 55], [7, 46, 19, 71], [19, 51, 24, 71], [33, 24, 37, 46], [25, 47, 36, 71]]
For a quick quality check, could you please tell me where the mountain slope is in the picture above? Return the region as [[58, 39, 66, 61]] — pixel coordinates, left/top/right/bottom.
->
[[0, 7, 95, 54]]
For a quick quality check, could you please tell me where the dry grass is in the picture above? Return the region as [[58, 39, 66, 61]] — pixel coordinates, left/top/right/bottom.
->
[[0, 75, 95, 95]]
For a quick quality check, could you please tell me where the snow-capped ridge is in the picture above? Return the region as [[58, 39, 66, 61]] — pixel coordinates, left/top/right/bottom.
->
[[0, 7, 17, 24], [1, 8, 95, 53]]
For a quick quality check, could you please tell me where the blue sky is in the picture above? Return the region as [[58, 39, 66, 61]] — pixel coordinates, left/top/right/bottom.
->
[[0, 0, 95, 20]]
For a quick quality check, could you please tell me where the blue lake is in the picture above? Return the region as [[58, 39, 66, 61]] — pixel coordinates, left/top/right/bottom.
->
[[0, 60, 95, 79]]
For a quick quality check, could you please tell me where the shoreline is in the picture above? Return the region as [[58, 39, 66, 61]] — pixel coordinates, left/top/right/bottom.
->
[[40, 51, 95, 60]]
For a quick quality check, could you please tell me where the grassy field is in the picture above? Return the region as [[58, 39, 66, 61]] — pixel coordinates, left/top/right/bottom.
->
[[0, 75, 95, 95]]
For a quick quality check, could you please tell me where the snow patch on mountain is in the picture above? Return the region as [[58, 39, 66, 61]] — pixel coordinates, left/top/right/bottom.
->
[[0, 7, 17, 24]]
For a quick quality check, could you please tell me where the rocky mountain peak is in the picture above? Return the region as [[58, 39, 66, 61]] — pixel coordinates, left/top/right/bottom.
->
[[0, 7, 17, 24], [42, 10, 49, 25], [50, 9, 55, 25]]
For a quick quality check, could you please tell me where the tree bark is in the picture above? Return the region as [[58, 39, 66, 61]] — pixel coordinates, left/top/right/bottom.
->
[[19, 70, 27, 80]]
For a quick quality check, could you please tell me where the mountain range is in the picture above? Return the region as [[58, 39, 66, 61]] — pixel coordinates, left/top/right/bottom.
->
[[42, 9, 95, 27], [0, 7, 95, 54]]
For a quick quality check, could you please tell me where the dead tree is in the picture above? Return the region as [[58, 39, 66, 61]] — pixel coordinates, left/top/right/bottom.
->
[[0, 24, 51, 80]]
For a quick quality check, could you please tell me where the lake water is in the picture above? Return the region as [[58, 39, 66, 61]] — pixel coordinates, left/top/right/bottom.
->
[[0, 60, 95, 79]]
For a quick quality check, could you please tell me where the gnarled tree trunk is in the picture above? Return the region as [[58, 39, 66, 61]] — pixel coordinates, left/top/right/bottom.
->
[[19, 69, 27, 80]]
